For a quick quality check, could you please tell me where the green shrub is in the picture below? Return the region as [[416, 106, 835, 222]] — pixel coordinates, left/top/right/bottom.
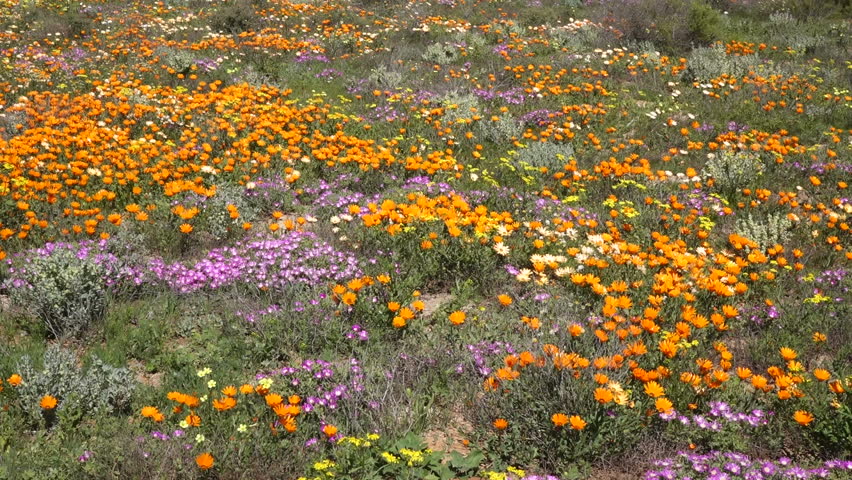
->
[[591, 0, 723, 53], [686, 43, 767, 81], [368, 65, 405, 90], [209, 0, 267, 34], [477, 353, 645, 471], [548, 23, 604, 52], [10, 246, 107, 339], [766, 0, 852, 20], [514, 141, 575, 171], [477, 115, 522, 143], [14, 0, 98, 40], [703, 150, 765, 195], [437, 91, 481, 125], [735, 212, 793, 250], [14, 345, 135, 422], [422, 42, 461, 65]]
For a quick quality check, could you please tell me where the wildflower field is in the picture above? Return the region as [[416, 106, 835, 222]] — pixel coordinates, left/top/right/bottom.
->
[[0, 0, 850, 478]]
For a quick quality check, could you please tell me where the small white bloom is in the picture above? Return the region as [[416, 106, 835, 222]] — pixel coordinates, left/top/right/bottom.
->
[[516, 269, 533, 282], [554, 266, 573, 277], [493, 242, 510, 256]]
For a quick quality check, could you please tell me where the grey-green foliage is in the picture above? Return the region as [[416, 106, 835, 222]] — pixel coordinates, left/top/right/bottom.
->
[[12, 247, 107, 338], [515, 141, 574, 170], [15, 345, 135, 419], [422, 42, 460, 65], [236, 64, 276, 89], [503, 21, 526, 38], [622, 40, 661, 61], [735, 212, 793, 250], [455, 31, 487, 56], [477, 114, 522, 143], [767, 11, 825, 56], [154, 46, 197, 74], [686, 43, 765, 81], [548, 24, 601, 52], [0, 109, 28, 141], [437, 91, 480, 124], [368, 65, 405, 90], [204, 183, 260, 241], [704, 150, 765, 193]]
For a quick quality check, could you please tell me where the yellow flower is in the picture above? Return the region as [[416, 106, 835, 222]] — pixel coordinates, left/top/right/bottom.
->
[[644, 381, 665, 398], [507, 466, 526, 477], [381, 452, 399, 463], [313, 460, 335, 471], [399, 448, 425, 466], [655, 397, 674, 413]]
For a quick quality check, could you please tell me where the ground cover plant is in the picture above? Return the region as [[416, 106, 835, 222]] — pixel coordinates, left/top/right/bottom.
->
[[0, 0, 850, 478]]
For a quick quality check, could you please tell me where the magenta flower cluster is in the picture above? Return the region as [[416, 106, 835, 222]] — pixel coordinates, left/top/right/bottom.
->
[[659, 401, 772, 430], [5, 231, 362, 295], [257, 358, 365, 413], [645, 451, 852, 480]]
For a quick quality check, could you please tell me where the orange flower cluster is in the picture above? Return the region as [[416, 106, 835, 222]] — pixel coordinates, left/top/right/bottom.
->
[[0, 80, 421, 254], [141, 405, 165, 422], [331, 274, 391, 307], [354, 193, 514, 239], [386, 292, 426, 329]]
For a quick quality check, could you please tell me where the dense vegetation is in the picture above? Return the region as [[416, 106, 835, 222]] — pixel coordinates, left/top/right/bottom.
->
[[0, 0, 850, 478]]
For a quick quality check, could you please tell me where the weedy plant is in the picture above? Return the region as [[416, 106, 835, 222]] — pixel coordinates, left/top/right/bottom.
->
[[735, 212, 793, 250], [686, 43, 765, 81], [422, 42, 461, 65], [12, 345, 134, 423], [6, 245, 107, 339], [703, 150, 765, 196]]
